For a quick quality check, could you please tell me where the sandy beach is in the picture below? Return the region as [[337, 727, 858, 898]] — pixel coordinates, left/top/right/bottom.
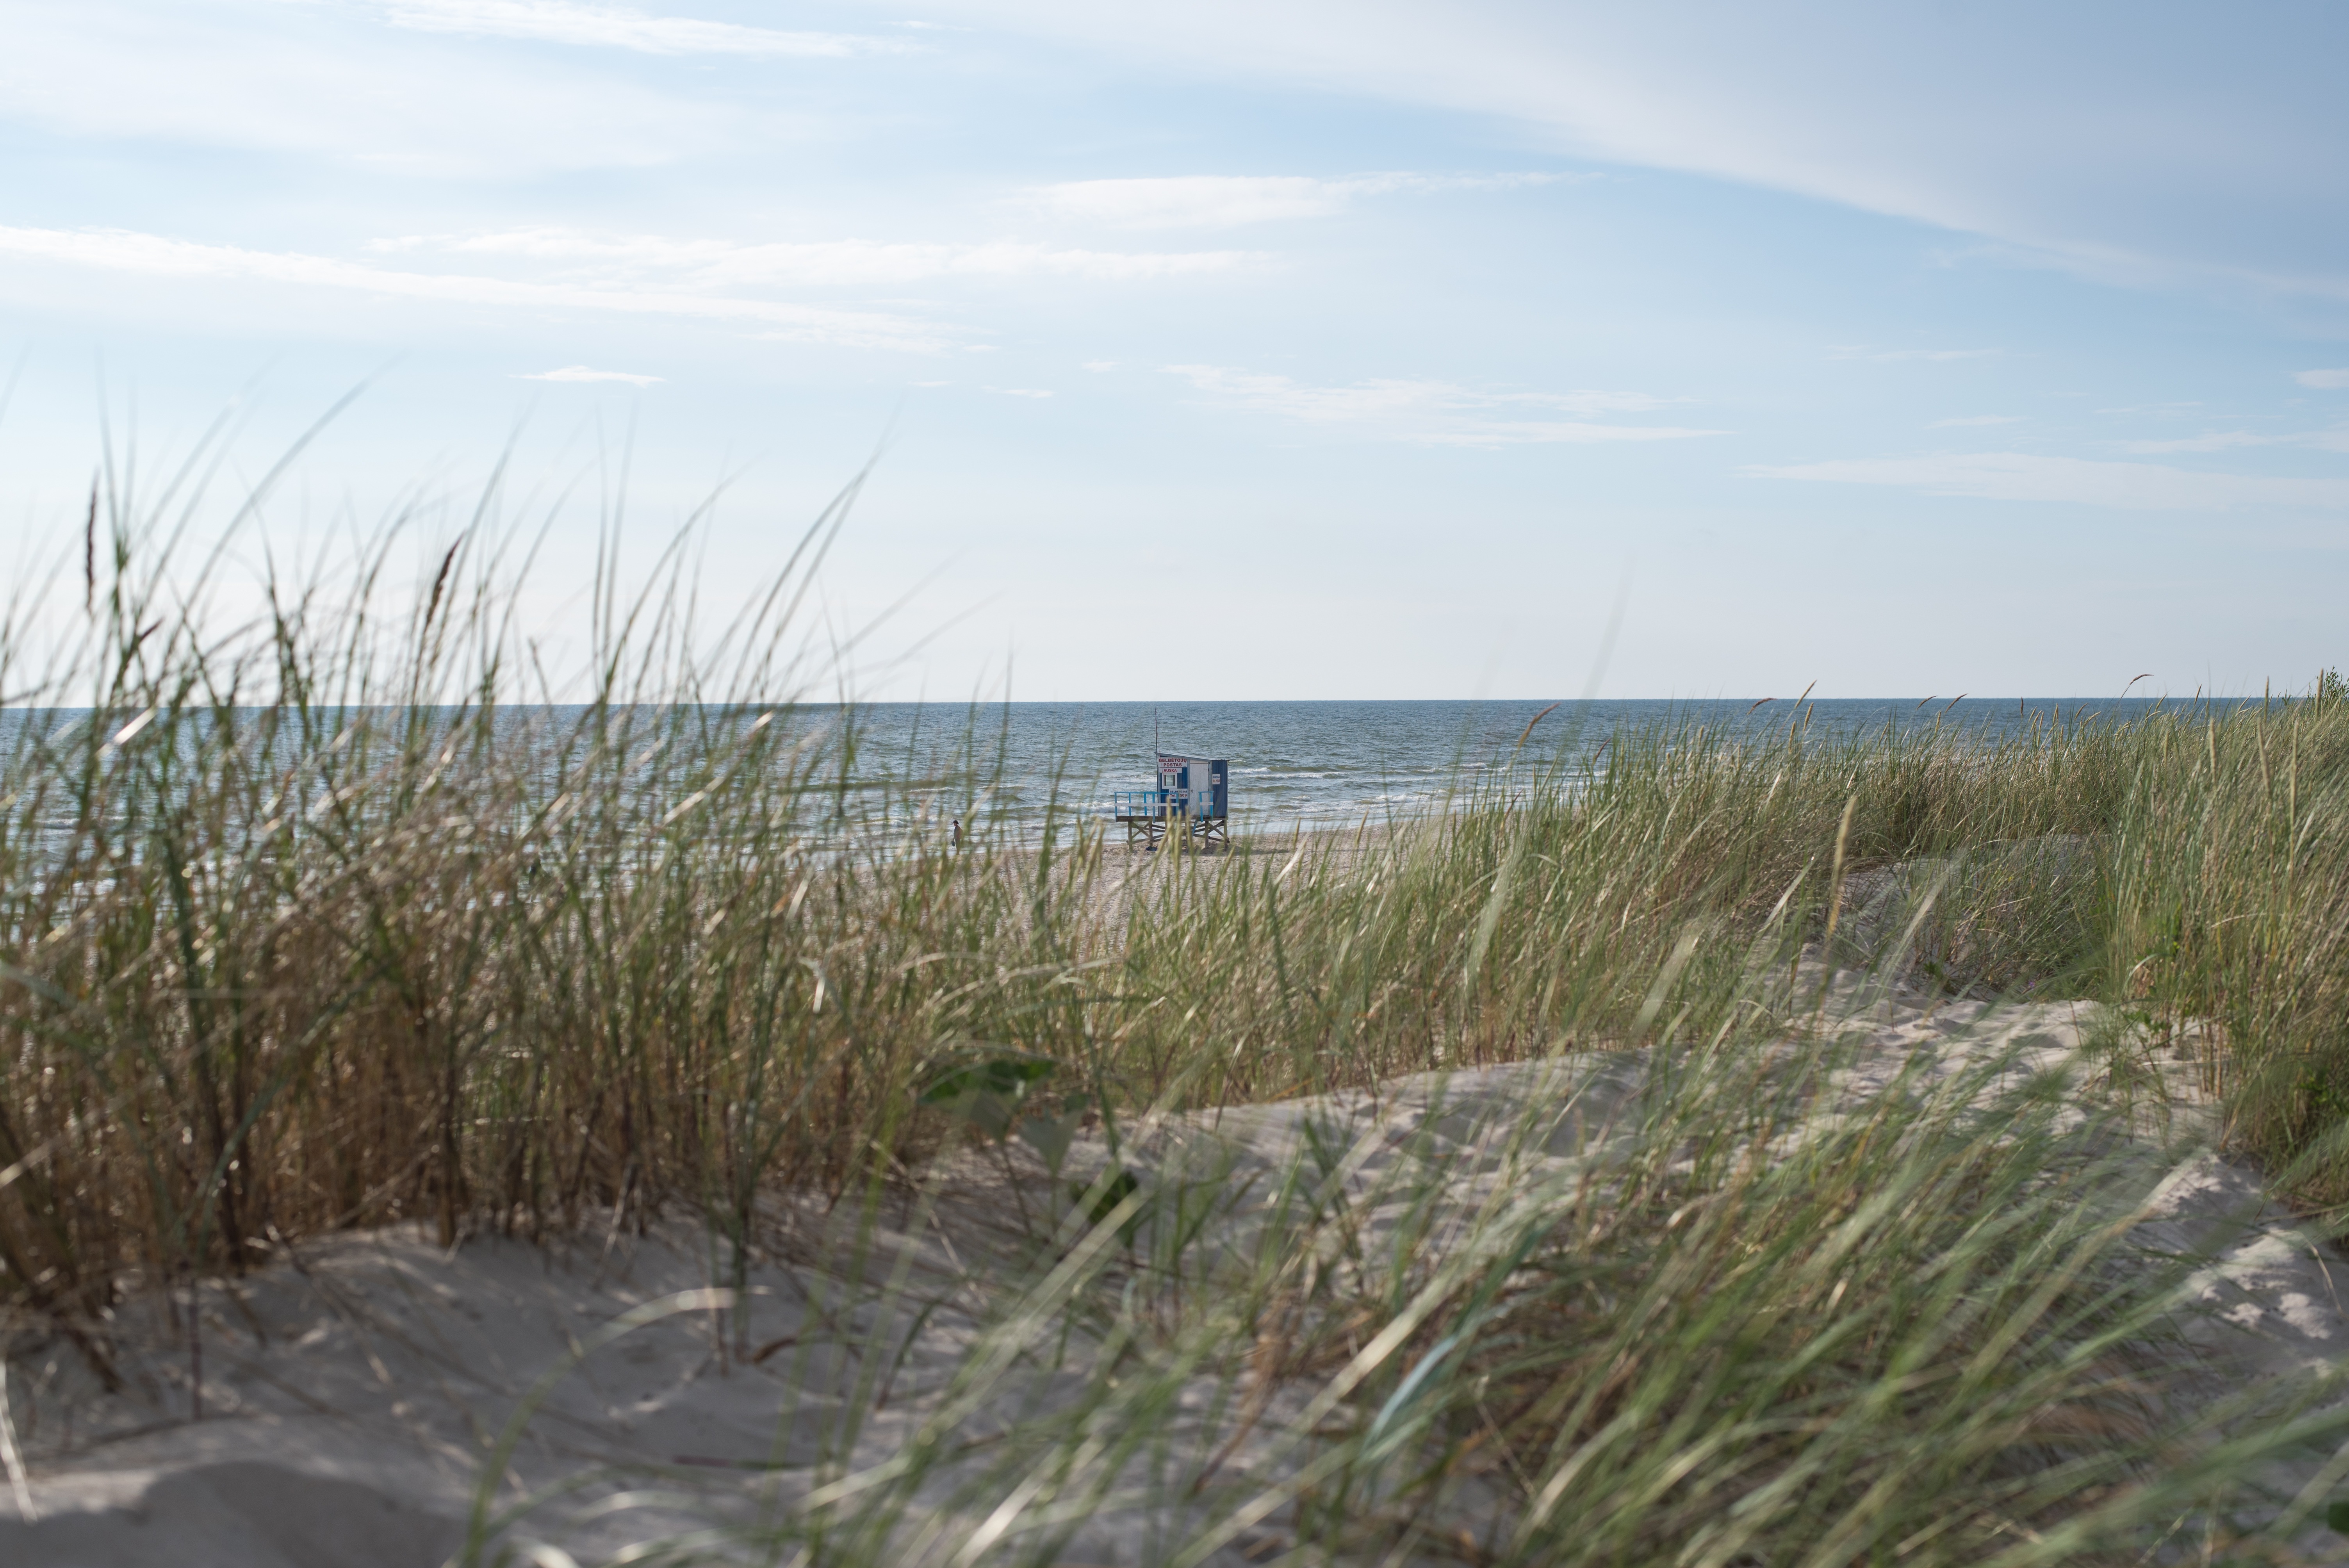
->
[[5, 964, 2344, 1565]]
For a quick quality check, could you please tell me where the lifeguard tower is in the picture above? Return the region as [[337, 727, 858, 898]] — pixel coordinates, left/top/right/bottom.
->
[[1112, 753, 1229, 850]]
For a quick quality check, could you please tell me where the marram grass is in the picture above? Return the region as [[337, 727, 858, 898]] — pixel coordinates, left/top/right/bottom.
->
[[5, 488, 2349, 1561]]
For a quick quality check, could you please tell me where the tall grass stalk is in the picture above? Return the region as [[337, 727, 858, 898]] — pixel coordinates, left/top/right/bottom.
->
[[5, 473, 2349, 1559]]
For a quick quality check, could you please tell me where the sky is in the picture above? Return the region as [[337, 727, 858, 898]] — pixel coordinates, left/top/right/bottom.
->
[[1, 0, 2345, 700]]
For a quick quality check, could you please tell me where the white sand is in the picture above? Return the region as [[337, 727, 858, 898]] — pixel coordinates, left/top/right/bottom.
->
[[5, 983, 2347, 1564]]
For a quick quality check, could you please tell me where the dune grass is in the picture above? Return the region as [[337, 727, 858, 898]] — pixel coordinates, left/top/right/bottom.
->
[[723, 1024, 2237, 1568], [6, 489, 2349, 1560]]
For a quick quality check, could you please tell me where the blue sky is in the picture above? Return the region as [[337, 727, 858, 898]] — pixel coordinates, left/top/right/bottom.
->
[[2, 0, 2345, 700]]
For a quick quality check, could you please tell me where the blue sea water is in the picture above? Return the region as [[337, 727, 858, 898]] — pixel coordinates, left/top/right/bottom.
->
[[0, 696, 2242, 845], [840, 697, 2204, 835]]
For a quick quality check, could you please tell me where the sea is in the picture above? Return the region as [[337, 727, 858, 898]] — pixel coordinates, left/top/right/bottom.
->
[[840, 696, 2207, 836], [0, 695, 2246, 845]]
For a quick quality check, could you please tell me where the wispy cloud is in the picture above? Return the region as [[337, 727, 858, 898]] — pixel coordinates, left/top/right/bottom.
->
[[2117, 430, 2280, 454], [1930, 415, 2021, 427], [0, 2, 762, 176], [2117, 424, 2349, 454], [1751, 451, 2349, 511], [0, 225, 954, 351], [0, 223, 1261, 357], [374, 228, 1259, 285], [1162, 365, 1721, 447], [1082, 360, 1117, 372], [2300, 368, 2349, 390], [1830, 346, 2003, 362], [984, 386, 1052, 398], [376, 0, 907, 57], [1026, 172, 1572, 230], [515, 365, 663, 384]]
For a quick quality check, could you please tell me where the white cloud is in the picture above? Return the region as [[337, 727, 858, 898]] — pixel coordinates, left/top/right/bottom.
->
[[1410, 422, 1719, 447], [0, 223, 1257, 356], [1162, 365, 1720, 446], [2117, 431, 2280, 454], [984, 386, 1053, 398], [376, 0, 906, 57], [1025, 171, 1567, 229], [515, 365, 663, 384], [1082, 360, 1117, 371], [2301, 369, 2349, 390], [1930, 415, 2021, 427], [376, 228, 1258, 285], [2117, 424, 2349, 454], [0, 225, 954, 351], [893, 2, 2349, 299], [1830, 346, 2002, 362], [0, 1, 762, 176], [1751, 451, 2349, 511]]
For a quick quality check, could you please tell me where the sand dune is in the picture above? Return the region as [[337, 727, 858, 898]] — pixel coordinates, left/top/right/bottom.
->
[[4, 980, 2344, 1564]]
